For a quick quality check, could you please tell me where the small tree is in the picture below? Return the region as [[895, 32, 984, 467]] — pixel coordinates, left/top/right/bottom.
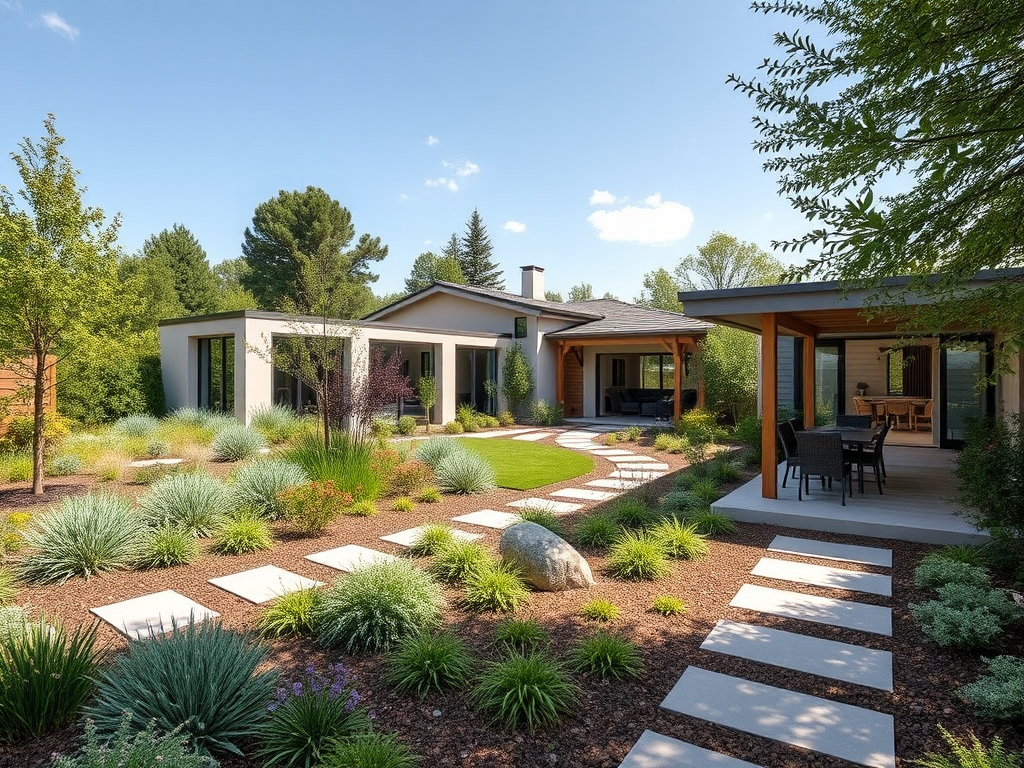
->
[[500, 342, 534, 418], [332, 347, 412, 442], [700, 327, 758, 424], [417, 375, 437, 434], [567, 283, 594, 302]]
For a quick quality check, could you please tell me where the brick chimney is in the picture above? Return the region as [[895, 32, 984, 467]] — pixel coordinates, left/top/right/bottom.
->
[[520, 265, 545, 300]]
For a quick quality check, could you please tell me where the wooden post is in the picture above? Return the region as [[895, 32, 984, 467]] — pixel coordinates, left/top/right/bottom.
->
[[673, 339, 683, 421], [695, 345, 706, 409], [555, 341, 565, 405], [802, 334, 816, 429], [761, 313, 778, 499]]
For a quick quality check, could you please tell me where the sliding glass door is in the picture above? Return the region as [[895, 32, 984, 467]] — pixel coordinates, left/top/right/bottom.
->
[[940, 337, 994, 448]]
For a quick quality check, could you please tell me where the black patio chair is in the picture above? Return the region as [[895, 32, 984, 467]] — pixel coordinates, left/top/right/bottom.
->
[[836, 414, 873, 428], [796, 430, 853, 505], [846, 421, 890, 494], [777, 420, 801, 489]]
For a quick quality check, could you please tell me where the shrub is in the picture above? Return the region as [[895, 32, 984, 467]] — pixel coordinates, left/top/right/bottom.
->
[[135, 525, 199, 569], [493, 618, 548, 652], [711, 458, 741, 484], [934, 582, 1022, 624], [414, 436, 463, 468], [86, 621, 278, 757], [603, 432, 618, 445], [19, 492, 146, 584], [346, 499, 377, 517], [653, 433, 688, 453], [909, 724, 1022, 768], [321, 733, 419, 768], [371, 417, 396, 439], [571, 631, 644, 680], [257, 587, 322, 638], [393, 496, 415, 512], [48, 454, 82, 476], [0, 511, 29, 555], [675, 408, 722, 445], [0, 616, 100, 742], [231, 460, 308, 519], [278, 481, 353, 535], [443, 420, 465, 434], [258, 662, 368, 768], [0, 413, 71, 454], [530, 399, 565, 426], [384, 632, 474, 698], [517, 508, 568, 538], [687, 477, 722, 506], [456, 403, 481, 432], [580, 599, 619, 622], [471, 652, 579, 732], [0, 452, 32, 482], [313, 560, 444, 653], [286, 434, 388, 501], [250, 403, 305, 444], [573, 513, 620, 550], [132, 463, 179, 485], [0, 569, 14, 605], [416, 486, 442, 503], [911, 597, 1014, 652], [211, 510, 274, 555], [0, 606, 27, 640], [478, 414, 500, 428], [434, 450, 496, 494], [146, 439, 171, 458], [651, 518, 709, 560], [622, 425, 643, 442], [607, 530, 671, 581], [388, 460, 433, 496], [959, 656, 1024, 722], [409, 524, 456, 557], [915, 554, 992, 591], [732, 416, 762, 464], [497, 411, 516, 427], [931, 544, 989, 567], [464, 562, 531, 613], [51, 713, 218, 768], [210, 424, 267, 462], [140, 472, 233, 537], [429, 541, 496, 584], [607, 496, 658, 530], [651, 595, 688, 616], [114, 413, 161, 438], [397, 415, 417, 435]]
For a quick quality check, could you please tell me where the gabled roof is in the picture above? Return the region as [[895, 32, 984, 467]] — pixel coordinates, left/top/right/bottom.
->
[[547, 298, 714, 338]]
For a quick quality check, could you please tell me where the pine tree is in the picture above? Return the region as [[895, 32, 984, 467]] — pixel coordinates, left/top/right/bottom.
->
[[458, 209, 504, 290], [141, 224, 218, 315]]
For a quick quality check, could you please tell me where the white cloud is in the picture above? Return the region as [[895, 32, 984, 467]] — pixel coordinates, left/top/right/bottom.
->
[[443, 160, 479, 177], [399, 192, 410, 202], [586, 193, 695, 245], [426, 135, 439, 146], [425, 177, 458, 192], [761, 212, 774, 221], [503, 220, 526, 234], [589, 189, 617, 206], [40, 11, 78, 40]]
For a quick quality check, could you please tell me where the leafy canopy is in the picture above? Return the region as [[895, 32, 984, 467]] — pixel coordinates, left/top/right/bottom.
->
[[405, 251, 465, 292]]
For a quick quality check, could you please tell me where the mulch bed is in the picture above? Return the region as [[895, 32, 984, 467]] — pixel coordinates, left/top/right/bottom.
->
[[0, 433, 1020, 768]]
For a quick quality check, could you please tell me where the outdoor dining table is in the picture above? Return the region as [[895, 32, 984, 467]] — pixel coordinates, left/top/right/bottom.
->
[[809, 425, 882, 494]]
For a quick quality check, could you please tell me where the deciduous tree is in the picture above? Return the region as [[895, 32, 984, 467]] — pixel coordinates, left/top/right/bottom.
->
[[634, 268, 684, 312], [675, 232, 783, 291], [213, 257, 258, 311], [567, 283, 594, 302], [459, 209, 504, 289], [544, 290, 564, 302], [404, 251, 465, 292]]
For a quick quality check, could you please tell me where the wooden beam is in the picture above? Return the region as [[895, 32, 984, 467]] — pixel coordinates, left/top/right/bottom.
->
[[551, 335, 699, 348], [555, 341, 565, 405], [777, 312, 820, 339], [802, 334, 816, 429], [571, 346, 583, 367], [673, 340, 683, 421], [761, 313, 778, 499]]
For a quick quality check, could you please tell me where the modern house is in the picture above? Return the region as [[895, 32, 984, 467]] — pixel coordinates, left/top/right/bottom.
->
[[158, 266, 714, 427]]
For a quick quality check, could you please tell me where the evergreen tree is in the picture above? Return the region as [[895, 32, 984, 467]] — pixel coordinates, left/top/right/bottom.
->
[[458, 209, 504, 289], [441, 232, 461, 263], [141, 224, 218, 315]]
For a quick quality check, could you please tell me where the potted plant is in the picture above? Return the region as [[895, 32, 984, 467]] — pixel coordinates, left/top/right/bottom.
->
[[855, 382, 869, 396]]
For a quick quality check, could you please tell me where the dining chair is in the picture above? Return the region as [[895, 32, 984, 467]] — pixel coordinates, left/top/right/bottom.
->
[[846, 421, 889, 494], [795, 430, 853, 505], [886, 400, 911, 430], [912, 400, 934, 432], [777, 420, 801, 488], [836, 414, 873, 428], [852, 397, 874, 420]]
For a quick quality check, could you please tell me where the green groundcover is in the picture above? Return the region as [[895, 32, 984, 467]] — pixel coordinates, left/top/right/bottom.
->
[[460, 438, 595, 490]]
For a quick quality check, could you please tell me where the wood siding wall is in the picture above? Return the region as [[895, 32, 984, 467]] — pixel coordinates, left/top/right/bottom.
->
[[0, 359, 56, 433], [562, 349, 584, 417]]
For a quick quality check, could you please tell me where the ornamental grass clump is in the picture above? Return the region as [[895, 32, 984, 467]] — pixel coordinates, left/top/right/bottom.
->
[[257, 662, 368, 768], [313, 560, 444, 653], [684, 509, 738, 535], [471, 651, 579, 732], [48, 454, 82, 477], [434, 450, 496, 494], [0, 616, 101, 743], [210, 424, 267, 462], [211, 510, 274, 555], [428, 541, 496, 584], [114, 413, 161, 438], [135, 525, 199, 569], [285, 434, 387, 501], [493, 618, 548, 652], [51, 714, 218, 768], [517, 508, 567, 538], [0, 568, 15, 605], [571, 631, 644, 680], [651, 595, 687, 616], [580, 599, 619, 622], [140, 472, 234, 537], [231, 459, 308, 519], [409, 524, 456, 557], [250, 403, 306, 445], [959, 655, 1024, 722], [910, 724, 1022, 768], [384, 632, 474, 699], [606, 496, 658, 530], [463, 562, 531, 613], [573, 513, 621, 550], [914, 554, 992, 591], [607, 530, 671, 581], [321, 733, 419, 768], [257, 587, 322, 638], [651, 517, 709, 560], [278, 481, 353, 535], [86, 620, 278, 758], [19, 492, 146, 584], [413, 436, 463, 468], [686, 477, 723, 506]]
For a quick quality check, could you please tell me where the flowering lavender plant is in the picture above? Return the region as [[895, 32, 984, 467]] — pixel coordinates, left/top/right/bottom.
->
[[258, 662, 369, 768]]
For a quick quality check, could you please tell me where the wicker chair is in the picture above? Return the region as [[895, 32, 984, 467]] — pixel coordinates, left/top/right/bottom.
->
[[846, 421, 890, 494], [777, 420, 801, 489], [795, 430, 853, 505], [912, 399, 934, 432], [886, 400, 911, 430], [836, 414, 873, 428], [852, 397, 875, 424]]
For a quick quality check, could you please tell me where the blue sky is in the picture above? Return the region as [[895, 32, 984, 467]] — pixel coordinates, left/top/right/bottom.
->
[[1, 1, 815, 301]]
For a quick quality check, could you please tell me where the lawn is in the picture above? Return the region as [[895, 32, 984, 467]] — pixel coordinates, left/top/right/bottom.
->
[[459, 438, 595, 489]]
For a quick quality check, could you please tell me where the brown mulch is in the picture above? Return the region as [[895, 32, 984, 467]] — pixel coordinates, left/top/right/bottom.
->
[[0, 433, 1021, 768]]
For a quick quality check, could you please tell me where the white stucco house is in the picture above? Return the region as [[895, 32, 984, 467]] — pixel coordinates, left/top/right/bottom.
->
[[158, 266, 713, 426]]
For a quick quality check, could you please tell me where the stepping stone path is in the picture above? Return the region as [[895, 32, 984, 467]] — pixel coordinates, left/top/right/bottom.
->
[[586, 478, 644, 490], [451, 509, 522, 529], [306, 544, 398, 572], [591, 448, 635, 456], [507, 497, 583, 514], [611, 469, 666, 480], [127, 457, 183, 467], [617, 462, 670, 471], [381, 526, 484, 547], [209, 565, 323, 604], [91, 589, 219, 639], [550, 488, 618, 501], [512, 431, 555, 441], [618, 535, 896, 768]]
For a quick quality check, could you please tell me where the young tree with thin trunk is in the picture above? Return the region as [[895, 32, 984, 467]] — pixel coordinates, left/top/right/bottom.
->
[[417, 374, 437, 434], [0, 115, 121, 493]]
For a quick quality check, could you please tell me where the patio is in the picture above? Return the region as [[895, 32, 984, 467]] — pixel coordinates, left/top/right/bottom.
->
[[712, 445, 987, 545]]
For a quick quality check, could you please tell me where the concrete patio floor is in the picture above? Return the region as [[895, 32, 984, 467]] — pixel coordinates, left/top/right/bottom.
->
[[712, 446, 986, 545]]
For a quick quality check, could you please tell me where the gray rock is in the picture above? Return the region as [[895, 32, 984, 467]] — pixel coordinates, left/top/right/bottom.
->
[[499, 521, 595, 591]]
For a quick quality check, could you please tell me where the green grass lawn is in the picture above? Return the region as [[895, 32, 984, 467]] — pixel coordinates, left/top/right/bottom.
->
[[459, 438, 595, 490]]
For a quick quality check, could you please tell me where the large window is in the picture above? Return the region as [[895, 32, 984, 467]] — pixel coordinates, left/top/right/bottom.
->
[[198, 336, 234, 412], [456, 348, 497, 414], [885, 345, 931, 397], [640, 354, 675, 390]]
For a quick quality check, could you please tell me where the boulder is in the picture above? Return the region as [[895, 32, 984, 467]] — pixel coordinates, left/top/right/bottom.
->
[[499, 521, 595, 591]]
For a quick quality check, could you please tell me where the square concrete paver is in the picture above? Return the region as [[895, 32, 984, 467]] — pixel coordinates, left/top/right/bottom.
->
[[587, 478, 644, 490], [592, 449, 635, 456], [730, 583, 892, 636], [607, 454, 659, 463], [91, 590, 220, 639], [209, 565, 324, 604], [701, 620, 893, 691], [616, 462, 670, 471], [306, 544, 399, 572], [513, 431, 555, 441], [452, 509, 522, 529], [751, 557, 891, 597], [551, 488, 618, 501], [619, 730, 765, 768], [611, 470, 666, 480], [381, 526, 484, 547], [507, 497, 583, 513], [767, 535, 892, 567], [661, 667, 894, 768]]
